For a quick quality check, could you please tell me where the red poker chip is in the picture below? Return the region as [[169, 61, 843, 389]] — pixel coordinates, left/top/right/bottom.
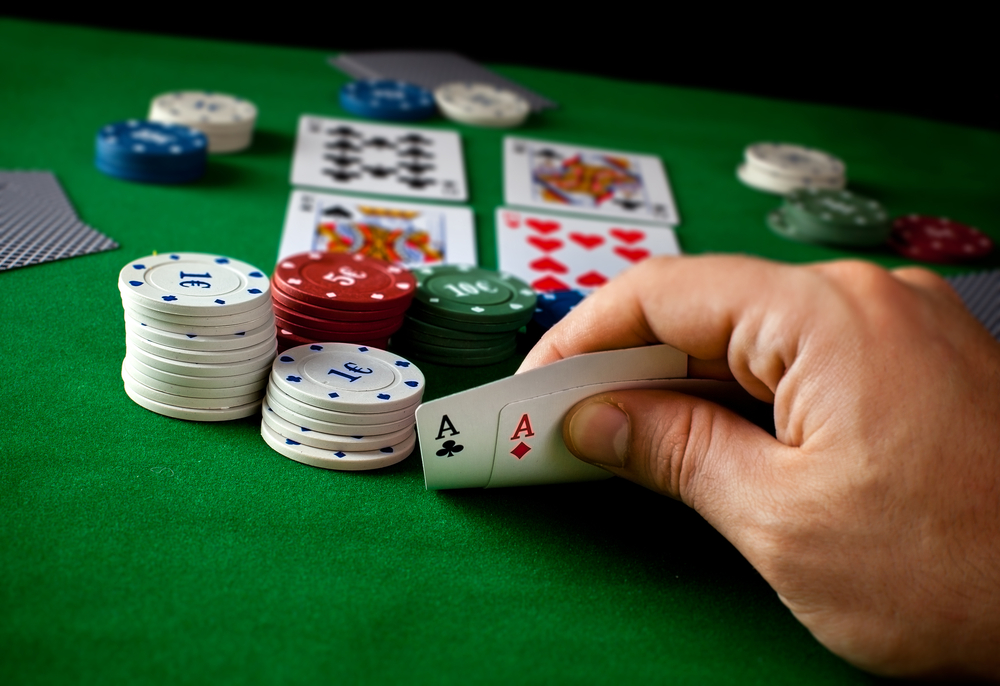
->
[[271, 298, 405, 334], [273, 252, 416, 311], [276, 328, 388, 353], [274, 313, 402, 342], [888, 215, 994, 263], [271, 280, 411, 321]]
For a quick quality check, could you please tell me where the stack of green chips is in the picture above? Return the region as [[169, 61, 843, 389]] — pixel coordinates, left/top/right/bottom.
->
[[391, 264, 537, 366], [768, 188, 891, 247]]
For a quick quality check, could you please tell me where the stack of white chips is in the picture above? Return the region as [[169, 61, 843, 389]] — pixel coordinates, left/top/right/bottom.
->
[[149, 91, 257, 153], [737, 142, 846, 195], [434, 82, 530, 128]]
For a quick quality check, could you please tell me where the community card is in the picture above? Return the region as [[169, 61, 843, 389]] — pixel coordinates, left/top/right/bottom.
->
[[415, 344, 688, 489], [291, 115, 468, 202], [495, 207, 681, 291], [278, 190, 477, 267], [503, 137, 679, 225]]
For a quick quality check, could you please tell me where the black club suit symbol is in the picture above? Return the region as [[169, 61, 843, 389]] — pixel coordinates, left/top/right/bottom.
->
[[436, 440, 464, 457]]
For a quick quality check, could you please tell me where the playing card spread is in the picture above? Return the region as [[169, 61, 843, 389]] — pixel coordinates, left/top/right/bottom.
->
[[946, 269, 1000, 341], [0, 171, 118, 272], [329, 51, 557, 112], [495, 207, 681, 291], [278, 190, 477, 267], [291, 115, 468, 202], [415, 345, 688, 489], [503, 137, 679, 226]]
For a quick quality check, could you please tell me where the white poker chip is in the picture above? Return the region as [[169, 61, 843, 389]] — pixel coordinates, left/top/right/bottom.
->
[[271, 344, 424, 414], [123, 305, 275, 337], [123, 362, 263, 409], [118, 252, 270, 316], [260, 420, 415, 471], [124, 383, 262, 421], [124, 313, 276, 352], [262, 401, 414, 451], [736, 162, 845, 195], [149, 91, 257, 153], [126, 341, 275, 378], [126, 353, 271, 389], [744, 143, 845, 181], [434, 82, 530, 128], [266, 387, 418, 433], [125, 330, 277, 365], [125, 357, 267, 398], [121, 295, 274, 325]]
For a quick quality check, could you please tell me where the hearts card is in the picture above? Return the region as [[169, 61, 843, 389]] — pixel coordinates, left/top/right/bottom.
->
[[495, 207, 681, 292], [278, 190, 477, 267], [291, 115, 468, 202], [503, 136, 679, 225]]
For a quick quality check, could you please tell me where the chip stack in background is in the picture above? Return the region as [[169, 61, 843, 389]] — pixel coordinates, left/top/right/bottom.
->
[[262, 343, 423, 470], [738, 143, 846, 195], [888, 215, 994, 263], [433, 82, 530, 128], [95, 121, 208, 184], [768, 188, 891, 247], [148, 91, 258, 153], [528, 289, 586, 339], [118, 253, 276, 421], [391, 265, 536, 366], [339, 79, 437, 121], [270, 252, 416, 352]]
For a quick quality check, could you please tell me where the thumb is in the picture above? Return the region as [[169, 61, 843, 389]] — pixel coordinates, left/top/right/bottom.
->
[[562, 389, 784, 534]]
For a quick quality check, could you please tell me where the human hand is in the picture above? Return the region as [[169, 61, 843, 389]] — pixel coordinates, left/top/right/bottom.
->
[[518, 255, 1000, 679]]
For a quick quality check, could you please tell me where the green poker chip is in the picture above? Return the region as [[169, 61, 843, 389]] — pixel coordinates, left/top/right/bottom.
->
[[392, 328, 516, 354], [407, 304, 532, 334], [769, 189, 891, 247], [394, 341, 518, 367], [412, 264, 537, 324], [400, 314, 516, 342]]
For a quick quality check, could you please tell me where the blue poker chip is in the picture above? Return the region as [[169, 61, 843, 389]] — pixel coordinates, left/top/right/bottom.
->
[[339, 80, 436, 121], [95, 120, 207, 183], [532, 289, 586, 331]]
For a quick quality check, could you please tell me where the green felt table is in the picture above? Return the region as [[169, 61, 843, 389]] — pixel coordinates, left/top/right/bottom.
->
[[2, 18, 997, 685]]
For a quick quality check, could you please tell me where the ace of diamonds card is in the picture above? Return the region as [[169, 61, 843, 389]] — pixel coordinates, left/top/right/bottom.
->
[[503, 137, 679, 225], [495, 208, 680, 292], [291, 115, 468, 202]]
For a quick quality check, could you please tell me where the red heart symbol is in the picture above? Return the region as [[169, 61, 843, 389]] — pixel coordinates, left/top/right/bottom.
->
[[569, 233, 604, 249], [609, 228, 645, 244], [613, 247, 650, 263], [502, 211, 521, 228], [576, 271, 608, 287], [525, 218, 561, 234], [529, 257, 569, 274], [527, 237, 563, 253], [532, 276, 570, 291]]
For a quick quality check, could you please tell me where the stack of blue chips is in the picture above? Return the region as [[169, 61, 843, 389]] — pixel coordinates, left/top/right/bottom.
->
[[530, 290, 586, 333], [95, 120, 208, 184], [339, 79, 437, 121]]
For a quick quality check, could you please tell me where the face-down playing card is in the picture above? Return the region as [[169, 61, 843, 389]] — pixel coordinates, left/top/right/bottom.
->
[[291, 115, 468, 202], [415, 344, 689, 489], [503, 137, 679, 226], [495, 207, 681, 292], [278, 190, 477, 267]]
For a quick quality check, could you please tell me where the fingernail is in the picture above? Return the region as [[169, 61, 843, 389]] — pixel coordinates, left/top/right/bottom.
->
[[565, 401, 629, 468]]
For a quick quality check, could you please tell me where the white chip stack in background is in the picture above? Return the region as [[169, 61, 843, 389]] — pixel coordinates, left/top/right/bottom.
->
[[434, 82, 530, 128], [262, 343, 424, 470], [118, 252, 276, 421], [148, 91, 257, 153], [737, 142, 846, 194]]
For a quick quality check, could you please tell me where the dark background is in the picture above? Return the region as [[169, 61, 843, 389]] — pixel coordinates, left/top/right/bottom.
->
[[5, 10, 994, 131]]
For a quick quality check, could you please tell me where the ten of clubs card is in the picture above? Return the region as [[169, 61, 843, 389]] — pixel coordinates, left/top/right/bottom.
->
[[291, 115, 468, 202], [503, 136, 679, 225], [278, 190, 477, 267], [495, 207, 680, 291]]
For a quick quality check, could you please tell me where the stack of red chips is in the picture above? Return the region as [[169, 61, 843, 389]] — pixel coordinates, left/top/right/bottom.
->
[[270, 252, 416, 352]]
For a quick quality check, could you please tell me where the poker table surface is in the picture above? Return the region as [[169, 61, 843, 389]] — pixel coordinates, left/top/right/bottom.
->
[[2, 18, 997, 685]]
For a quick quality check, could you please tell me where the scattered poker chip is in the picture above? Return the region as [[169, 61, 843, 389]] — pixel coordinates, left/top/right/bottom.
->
[[262, 401, 415, 452], [434, 82, 530, 128], [412, 264, 536, 323], [768, 189, 891, 247], [738, 142, 845, 195], [339, 80, 437, 122], [274, 252, 416, 311], [266, 386, 419, 431], [148, 91, 258, 153], [119, 252, 270, 316], [260, 420, 416, 471], [95, 120, 208, 184], [117, 253, 276, 419], [270, 343, 424, 414], [888, 215, 994, 263]]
